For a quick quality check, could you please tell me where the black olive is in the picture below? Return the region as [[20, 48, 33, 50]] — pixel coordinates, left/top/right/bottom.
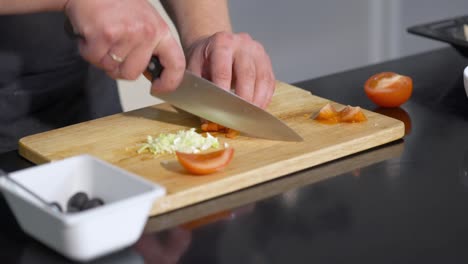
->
[[82, 198, 104, 210], [67, 206, 80, 213], [67, 192, 89, 212]]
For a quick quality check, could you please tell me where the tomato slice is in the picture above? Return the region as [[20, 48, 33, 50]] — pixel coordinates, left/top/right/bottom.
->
[[364, 72, 413, 107], [339, 106, 367, 123], [176, 148, 234, 175], [314, 103, 340, 124], [314, 103, 367, 123]]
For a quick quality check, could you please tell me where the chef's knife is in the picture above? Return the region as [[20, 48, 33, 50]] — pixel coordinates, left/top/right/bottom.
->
[[64, 18, 302, 141], [144, 57, 303, 142]]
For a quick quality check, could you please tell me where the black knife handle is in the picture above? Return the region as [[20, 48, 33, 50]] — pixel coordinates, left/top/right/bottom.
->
[[64, 17, 163, 82], [144, 56, 163, 81]]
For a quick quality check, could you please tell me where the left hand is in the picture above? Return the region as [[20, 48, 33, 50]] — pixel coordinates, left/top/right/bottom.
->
[[184, 32, 276, 109]]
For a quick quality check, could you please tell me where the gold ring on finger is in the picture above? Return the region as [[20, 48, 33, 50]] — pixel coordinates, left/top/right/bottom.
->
[[109, 52, 124, 63]]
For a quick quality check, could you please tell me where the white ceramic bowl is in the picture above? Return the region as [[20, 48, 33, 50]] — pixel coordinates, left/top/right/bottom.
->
[[463, 65, 468, 97], [0, 155, 165, 262]]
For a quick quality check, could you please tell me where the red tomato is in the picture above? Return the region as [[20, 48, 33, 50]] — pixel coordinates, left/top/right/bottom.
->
[[176, 148, 234, 175], [364, 72, 413, 107]]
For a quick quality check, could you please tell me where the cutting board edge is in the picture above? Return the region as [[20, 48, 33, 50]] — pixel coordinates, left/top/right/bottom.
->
[[148, 121, 405, 216], [18, 140, 50, 165]]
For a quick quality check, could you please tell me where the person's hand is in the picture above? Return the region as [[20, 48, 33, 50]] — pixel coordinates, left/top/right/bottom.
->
[[185, 32, 276, 109], [64, 0, 185, 93]]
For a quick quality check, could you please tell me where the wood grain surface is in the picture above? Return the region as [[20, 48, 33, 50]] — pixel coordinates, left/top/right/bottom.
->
[[19, 81, 404, 216]]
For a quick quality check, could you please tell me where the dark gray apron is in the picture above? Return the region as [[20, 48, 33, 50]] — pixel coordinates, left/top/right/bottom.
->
[[0, 12, 122, 153]]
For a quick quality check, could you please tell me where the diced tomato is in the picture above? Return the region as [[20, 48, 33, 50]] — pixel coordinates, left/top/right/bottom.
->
[[225, 129, 240, 139], [201, 122, 221, 132], [364, 72, 413, 107], [314, 103, 340, 124], [176, 147, 234, 175], [201, 120, 239, 139], [314, 103, 367, 124], [339, 105, 367, 123]]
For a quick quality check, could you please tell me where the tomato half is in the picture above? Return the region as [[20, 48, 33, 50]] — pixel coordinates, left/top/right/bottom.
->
[[364, 72, 413, 107], [176, 147, 234, 175]]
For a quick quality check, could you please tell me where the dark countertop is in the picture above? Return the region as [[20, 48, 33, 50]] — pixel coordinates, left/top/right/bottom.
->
[[2, 47, 468, 263]]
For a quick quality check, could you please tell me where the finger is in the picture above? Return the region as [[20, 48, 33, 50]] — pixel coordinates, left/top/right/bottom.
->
[[78, 37, 109, 67], [206, 43, 234, 91], [116, 41, 154, 80], [151, 34, 186, 93], [185, 39, 206, 77], [78, 26, 122, 68], [186, 46, 205, 77], [106, 68, 119, 80], [110, 19, 166, 80], [233, 52, 256, 104], [100, 37, 134, 74], [253, 53, 276, 109]]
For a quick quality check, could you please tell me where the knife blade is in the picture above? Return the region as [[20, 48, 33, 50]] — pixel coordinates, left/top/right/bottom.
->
[[145, 57, 303, 142]]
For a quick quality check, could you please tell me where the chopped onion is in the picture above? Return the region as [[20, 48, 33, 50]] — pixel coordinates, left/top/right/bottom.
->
[[137, 128, 220, 155]]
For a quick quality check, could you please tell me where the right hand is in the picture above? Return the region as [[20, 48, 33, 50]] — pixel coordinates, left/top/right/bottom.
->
[[64, 0, 186, 93]]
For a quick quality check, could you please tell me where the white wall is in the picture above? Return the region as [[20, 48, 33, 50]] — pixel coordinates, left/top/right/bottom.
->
[[118, 0, 468, 111]]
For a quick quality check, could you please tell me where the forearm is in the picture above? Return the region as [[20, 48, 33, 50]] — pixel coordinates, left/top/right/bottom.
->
[[161, 0, 232, 50], [0, 0, 67, 14]]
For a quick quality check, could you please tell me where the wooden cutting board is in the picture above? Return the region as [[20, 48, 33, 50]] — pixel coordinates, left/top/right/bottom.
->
[[19, 81, 404, 216]]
